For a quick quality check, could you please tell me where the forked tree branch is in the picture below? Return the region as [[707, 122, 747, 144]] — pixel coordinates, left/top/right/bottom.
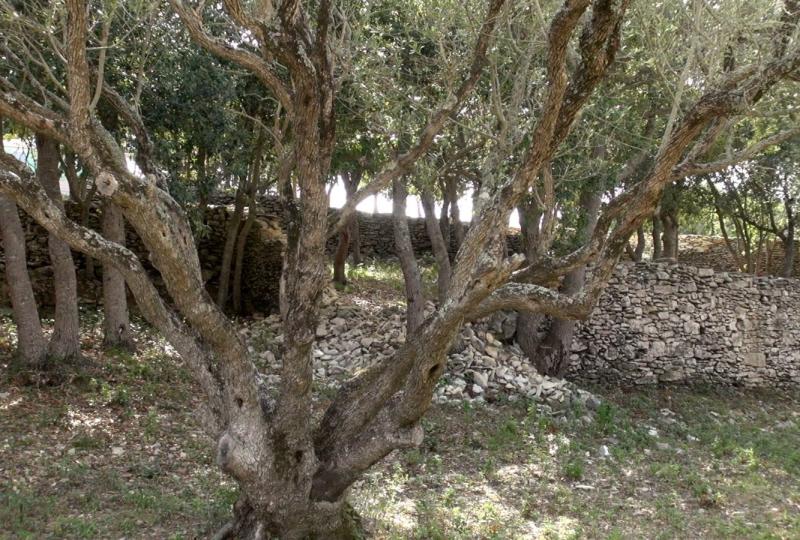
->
[[171, 0, 294, 113]]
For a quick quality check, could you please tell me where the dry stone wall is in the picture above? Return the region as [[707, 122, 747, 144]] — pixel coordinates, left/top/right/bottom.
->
[[678, 234, 800, 277], [570, 262, 800, 388], [4, 195, 799, 388], [0, 203, 285, 313], [209, 194, 522, 257]]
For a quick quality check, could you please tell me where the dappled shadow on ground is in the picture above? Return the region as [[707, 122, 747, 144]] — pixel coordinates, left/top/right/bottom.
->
[[1, 310, 798, 539]]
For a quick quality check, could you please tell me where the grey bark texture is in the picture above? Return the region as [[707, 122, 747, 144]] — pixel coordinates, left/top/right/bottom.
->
[[392, 179, 425, 334], [0, 195, 47, 365], [101, 200, 134, 349], [420, 187, 451, 304], [36, 134, 81, 360]]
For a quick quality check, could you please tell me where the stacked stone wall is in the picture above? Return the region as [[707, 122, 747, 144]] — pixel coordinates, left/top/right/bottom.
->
[[3, 196, 799, 388], [570, 262, 800, 387]]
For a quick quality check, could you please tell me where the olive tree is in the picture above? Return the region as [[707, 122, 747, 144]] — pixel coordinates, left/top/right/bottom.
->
[[1, 0, 798, 537]]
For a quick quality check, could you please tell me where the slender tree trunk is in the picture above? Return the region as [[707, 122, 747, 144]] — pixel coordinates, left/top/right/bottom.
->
[[349, 217, 362, 265], [332, 170, 362, 286], [782, 202, 796, 277], [217, 181, 247, 308], [652, 215, 663, 259], [439, 180, 451, 250], [37, 135, 80, 360], [626, 226, 646, 261], [660, 208, 679, 260], [233, 185, 259, 315], [534, 190, 601, 377], [420, 187, 451, 304], [332, 226, 350, 286], [0, 196, 47, 366], [392, 179, 424, 335], [445, 176, 463, 253], [782, 232, 795, 277], [101, 201, 134, 349]]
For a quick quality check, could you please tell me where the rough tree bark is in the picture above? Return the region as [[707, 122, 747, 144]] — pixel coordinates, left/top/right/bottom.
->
[[2, 0, 796, 536], [420, 186, 451, 304], [101, 200, 134, 349], [0, 196, 47, 366], [514, 164, 557, 361], [62, 150, 97, 283], [659, 206, 679, 260], [392, 179, 425, 334], [514, 201, 547, 357], [36, 134, 81, 360], [533, 189, 602, 377]]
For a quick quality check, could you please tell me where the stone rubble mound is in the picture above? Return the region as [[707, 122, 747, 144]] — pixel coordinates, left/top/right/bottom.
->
[[246, 287, 601, 415]]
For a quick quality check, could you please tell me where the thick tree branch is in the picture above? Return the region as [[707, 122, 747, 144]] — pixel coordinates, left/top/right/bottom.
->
[[170, 0, 294, 114], [676, 128, 800, 177], [0, 157, 224, 434]]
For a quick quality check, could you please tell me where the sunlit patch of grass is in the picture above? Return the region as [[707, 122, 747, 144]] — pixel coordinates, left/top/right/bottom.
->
[[2, 308, 799, 539], [345, 258, 438, 298]]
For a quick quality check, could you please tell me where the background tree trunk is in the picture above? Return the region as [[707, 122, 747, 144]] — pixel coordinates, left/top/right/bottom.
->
[[332, 226, 350, 286], [626, 226, 646, 261], [101, 200, 134, 349], [36, 134, 80, 360], [652, 215, 663, 259], [439, 184, 451, 250], [782, 200, 796, 277], [0, 196, 47, 366], [233, 186, 258, 314], [392, 179, 424, 334], [514, 200, 547, 358], [445, 176, 463, 252], [333, 170, 362, 286], [660, 207, 679, 260], [533, 190, 602, 377], [216, 181, 247, 308], [420, 187, 451, 304]]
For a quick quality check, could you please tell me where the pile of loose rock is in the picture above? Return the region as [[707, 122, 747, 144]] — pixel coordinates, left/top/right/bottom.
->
[[246, 287, 602, 415]]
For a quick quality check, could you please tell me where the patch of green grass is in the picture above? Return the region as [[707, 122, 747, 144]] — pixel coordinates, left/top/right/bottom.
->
[[486, 416, 523, 452], [562, 457, 585, 481], [347, 258, 438, 297], [0, 490, 57, 538], [52, 515, 98, 538]]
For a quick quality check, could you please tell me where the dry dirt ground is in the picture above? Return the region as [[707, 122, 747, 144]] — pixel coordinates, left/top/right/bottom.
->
[[1, 268, 799, 539]]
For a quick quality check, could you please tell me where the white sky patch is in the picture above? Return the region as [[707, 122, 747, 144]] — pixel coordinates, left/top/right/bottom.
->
[[328, 176, 521, 228], [5, 138, 521, 227]]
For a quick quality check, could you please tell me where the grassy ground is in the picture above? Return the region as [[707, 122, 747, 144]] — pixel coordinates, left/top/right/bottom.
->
[[1, 288, 799, 538]]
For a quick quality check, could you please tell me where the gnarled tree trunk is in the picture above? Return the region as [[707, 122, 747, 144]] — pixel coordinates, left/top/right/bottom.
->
[[652, 214, 663, 260], [37, 134, 81, 360], [659, 207, 679, 260], [626, 226, 646, 261]]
